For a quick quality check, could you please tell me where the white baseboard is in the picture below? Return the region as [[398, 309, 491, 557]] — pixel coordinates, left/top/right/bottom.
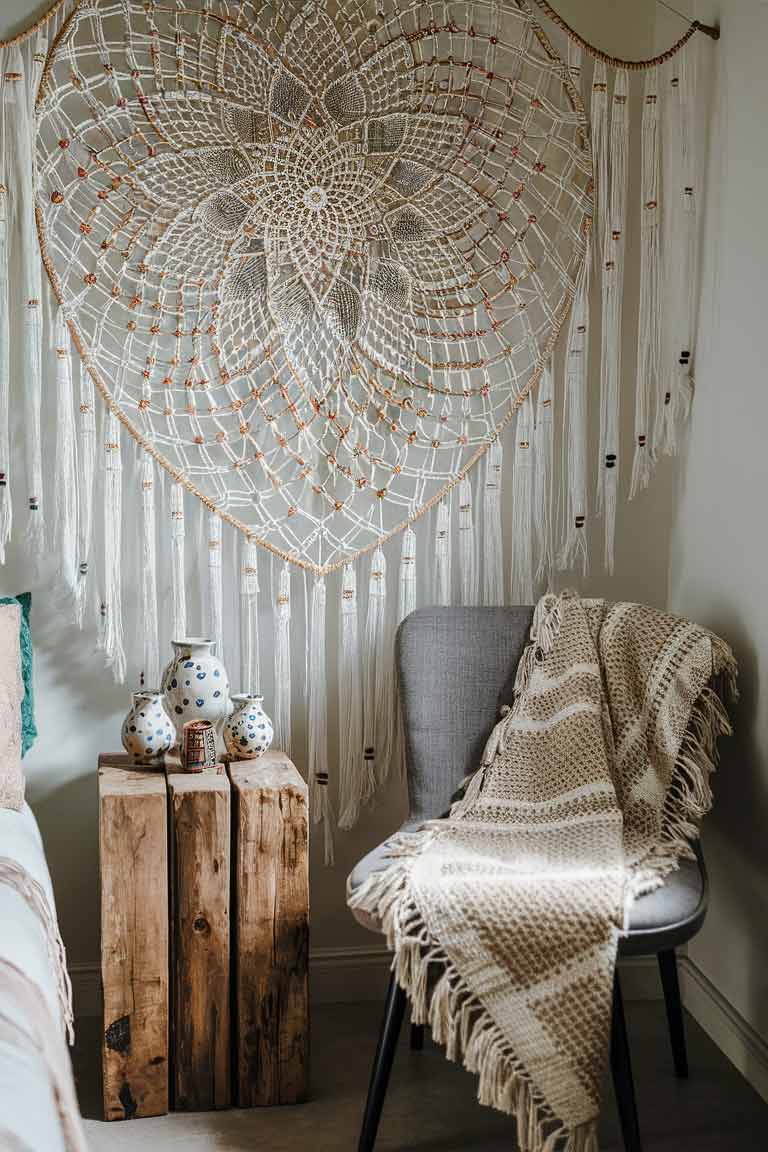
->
[[679, 956, 768, 1104], [73, 950, 768, 1108]]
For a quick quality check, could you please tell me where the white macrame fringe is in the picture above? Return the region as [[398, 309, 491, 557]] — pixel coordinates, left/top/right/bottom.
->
[[482, 439, 504, 605], [398, 527, 417, 623], [597, 67, 629, 574], [660, 47, 697, 454], [139, 457, 160, 689], [630, 68, 661, 499], [534, 359, 554, 585], [0, 175, 10, 563], [8, 45, 44, 554], [434, 498, 451, 606], [308, 576, 333, 865], [239, 538, 260, 693], [338, 563, 367, 830], [102, 414, 125, 683], [362, 546, 388, 783], [273, 561, 292, 756], [559, 232, 590, 574], [511, 395, 534, 603], [170, 482, 186, 642], [52, 308, 77, 594], [207, 511, 224, 658], [458, 477, 477, 606], [75, 360, 96, 626]]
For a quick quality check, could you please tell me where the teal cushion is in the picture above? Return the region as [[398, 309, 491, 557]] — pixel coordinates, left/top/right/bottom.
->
[[0, 593, 36, 757]]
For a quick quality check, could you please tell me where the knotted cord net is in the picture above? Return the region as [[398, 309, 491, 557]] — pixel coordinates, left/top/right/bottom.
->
[[36, 0, 591, 573]]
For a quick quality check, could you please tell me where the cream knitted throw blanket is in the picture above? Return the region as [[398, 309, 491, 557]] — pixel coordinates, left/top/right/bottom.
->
[[349, 592, 737, 1151]]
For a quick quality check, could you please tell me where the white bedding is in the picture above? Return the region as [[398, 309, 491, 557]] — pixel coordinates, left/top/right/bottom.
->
[[0, 803, 76, 1152]]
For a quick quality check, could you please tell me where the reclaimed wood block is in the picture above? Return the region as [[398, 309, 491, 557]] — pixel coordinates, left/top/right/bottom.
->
[[229, 752, 309, 1106], [166, 764, 231, 1111], [98, 755, 169, 1121]]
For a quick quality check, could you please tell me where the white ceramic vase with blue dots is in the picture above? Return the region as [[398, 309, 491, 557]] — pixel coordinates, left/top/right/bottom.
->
[[224, 694, 274, 760], [163, 638, 231, 744], [121, 691, 175, 764]]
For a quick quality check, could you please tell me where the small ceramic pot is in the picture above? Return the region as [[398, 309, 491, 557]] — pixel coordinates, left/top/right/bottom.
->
[[223, 694, 274, 760], [121, 691, 175, 764], [163, 638, 231, 743]]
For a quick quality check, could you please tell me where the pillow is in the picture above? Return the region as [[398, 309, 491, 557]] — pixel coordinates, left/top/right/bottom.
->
[[0, 594, 36, 758], [0, 602, 24, 810]]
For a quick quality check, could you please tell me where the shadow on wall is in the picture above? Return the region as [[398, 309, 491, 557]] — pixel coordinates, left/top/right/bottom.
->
[[689, 601, 768, 1045]]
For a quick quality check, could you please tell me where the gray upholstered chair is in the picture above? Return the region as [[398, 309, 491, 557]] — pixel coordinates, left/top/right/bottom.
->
[[348, 607, 708, 1152]]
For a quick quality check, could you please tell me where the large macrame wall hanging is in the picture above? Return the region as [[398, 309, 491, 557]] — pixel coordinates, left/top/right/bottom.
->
[[0, 0, 717, 858]]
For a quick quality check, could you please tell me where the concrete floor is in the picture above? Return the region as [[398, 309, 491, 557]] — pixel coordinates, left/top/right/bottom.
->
[[74, 1000, 768, 1151]]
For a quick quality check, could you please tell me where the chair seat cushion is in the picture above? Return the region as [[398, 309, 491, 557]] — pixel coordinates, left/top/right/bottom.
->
[[347, 828, 707, 956]]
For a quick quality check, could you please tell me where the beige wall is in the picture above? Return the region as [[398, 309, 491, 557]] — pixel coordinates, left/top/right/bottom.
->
[[666, 0, 768, 1045], [6, 2, 761, 1061]]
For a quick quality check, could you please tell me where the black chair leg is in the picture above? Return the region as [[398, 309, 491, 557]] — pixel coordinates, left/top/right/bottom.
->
[[358, 975, 408, 1152], [410, 1023, 424, 1051], [610, 970, 643, 1152], [658, 949, 689, 1078]]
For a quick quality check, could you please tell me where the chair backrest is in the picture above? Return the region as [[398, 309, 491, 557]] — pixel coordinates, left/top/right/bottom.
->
[[397, 606, 534, 823]]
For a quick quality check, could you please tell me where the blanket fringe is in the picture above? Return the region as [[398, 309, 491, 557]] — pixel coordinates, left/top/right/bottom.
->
[[625, 634, 738, 915], [349, 830, 594, 1151], [0, 859, 74, 1045]]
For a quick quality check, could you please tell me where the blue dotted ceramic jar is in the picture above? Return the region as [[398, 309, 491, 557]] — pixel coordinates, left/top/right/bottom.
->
[[223, 694, 274, 760], [121, 691, 175, 764], [162, 638, 231, 744]]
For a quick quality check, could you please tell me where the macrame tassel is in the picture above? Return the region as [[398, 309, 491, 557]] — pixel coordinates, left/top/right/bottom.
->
[[273, 561, 292, 756], [398, 527, 417, 623], [567, 38, 582, 93], [102, 414, 125, 683], [510, 395, 534, 604], [661, 47, 697, 454], [630, 68, 661, 499], [207, 511, 224, 658], [482, 439, 504, 605], [559, 236, 591, 574], [458, 478, 477, 606], [534, 359, 554, 585], [308, 577, 333, 865], [434, 499, 451, 606], [139, 457, 160, 689], [338, 564, 367, 830], [52, 309, 78, 594], [362, 546, 387, 783], [75, 361, 96, 626], [170, 482, 186, 642], [8, 46, 44, 553], [597, 67, 629, 575], [239, 538, 260, 693], [0, 176, 11, 563]]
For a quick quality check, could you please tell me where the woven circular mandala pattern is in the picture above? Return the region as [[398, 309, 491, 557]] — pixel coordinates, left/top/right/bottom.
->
[[36, 0, 591, 572]]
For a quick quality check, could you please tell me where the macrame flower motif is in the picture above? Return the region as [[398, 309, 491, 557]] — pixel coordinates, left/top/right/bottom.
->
[[36, 0, 591, 570]]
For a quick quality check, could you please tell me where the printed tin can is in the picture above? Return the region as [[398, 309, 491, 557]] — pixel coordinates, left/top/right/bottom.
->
[[182, 719, 217, 772]]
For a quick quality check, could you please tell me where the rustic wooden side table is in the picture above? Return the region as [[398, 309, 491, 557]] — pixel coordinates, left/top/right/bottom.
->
[[98, 750, 309, 1121]]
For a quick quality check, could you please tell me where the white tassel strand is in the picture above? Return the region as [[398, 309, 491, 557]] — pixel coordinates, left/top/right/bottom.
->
[[398, 527, 417, 623], [362, 546, 387, 783], [338, 563, 366, 830], [534, 359, 555, 585], [139, 457, 160, 689], [53, 308, 78, 594], [511, 394, 534, 604], [482, 439, 504, 605], [273, 561, 292, 756], [75, 360, 96, 625], [434, 499, 451, 606], [0, 170, 10, 562], [458, 478, 477, 606], [239, 538, 260, 694], [631, 68, 661, 498], [308, 576, 333, 865], [207, 511, 224, 658], [559, 234, 591, 574], [170, 482, 186, 642], [103, 414, 125, 683]]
